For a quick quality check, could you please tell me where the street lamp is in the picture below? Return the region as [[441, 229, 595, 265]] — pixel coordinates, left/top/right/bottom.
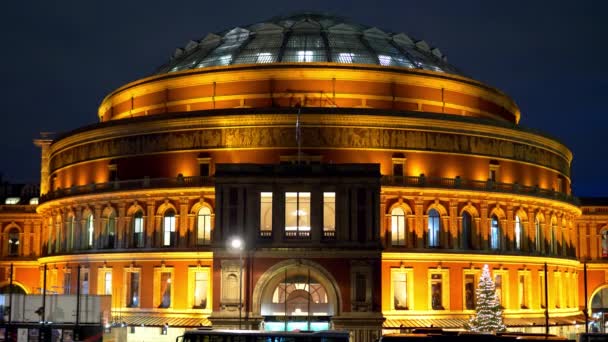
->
[[229, 237, 244, 330]]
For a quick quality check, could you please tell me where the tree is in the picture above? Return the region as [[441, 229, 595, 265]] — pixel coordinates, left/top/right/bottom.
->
[[465, 264, 507, 333]]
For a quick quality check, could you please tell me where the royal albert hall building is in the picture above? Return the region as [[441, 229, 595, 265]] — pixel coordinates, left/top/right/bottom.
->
[[2, 12, 608, 341]]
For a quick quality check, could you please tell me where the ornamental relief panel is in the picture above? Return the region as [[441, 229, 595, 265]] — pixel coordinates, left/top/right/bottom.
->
[[50, 127, 569, 176]]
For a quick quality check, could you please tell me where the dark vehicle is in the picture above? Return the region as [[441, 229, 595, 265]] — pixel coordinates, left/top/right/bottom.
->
[[176, 329, 350, 342]]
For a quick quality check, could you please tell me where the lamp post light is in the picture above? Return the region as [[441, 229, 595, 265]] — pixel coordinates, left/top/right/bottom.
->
[[229, 237, 244, 330]]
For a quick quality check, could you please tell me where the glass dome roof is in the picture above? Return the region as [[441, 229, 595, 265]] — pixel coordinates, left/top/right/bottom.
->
[[155, 12, 461, 76]]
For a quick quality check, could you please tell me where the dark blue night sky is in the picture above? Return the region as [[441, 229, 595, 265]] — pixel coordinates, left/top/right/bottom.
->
[[1, 1, 607, 196]]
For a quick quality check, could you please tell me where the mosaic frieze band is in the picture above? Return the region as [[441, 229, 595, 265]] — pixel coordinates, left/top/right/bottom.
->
[[50, 126, 570, 176]]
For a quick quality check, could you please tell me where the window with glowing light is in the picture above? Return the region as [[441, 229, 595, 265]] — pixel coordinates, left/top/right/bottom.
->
[[323, 192, 335, 237], [392, 268, 412, 310], [602, 228, 608, 258], [490, 215, 500, 249], [80, 268, 89, 295], [285, 192, 311, 237], [268, 274, 329, 317], [337, 52, 354, 63], [126, 270, 140, 308], [427, 209, 440, 247], [7, 227, 20, 256], [378, 54, 392, 66], [256, 52, 273, 63], [163, 209, 176, 247], [5, 197, 19, 205], [197, 206, 212, 245], [158, 272, 172, 308], [85, 213, 94, 248], [515, 215, 523, 250], [296, 50, 314, 62], [192, 270, 209, 309], [391, 207, 406, 246], [260, 192, 273, 236], [518, 272, 530, 309], [132, 211, 144, 248], [430, 273, 444, 310]]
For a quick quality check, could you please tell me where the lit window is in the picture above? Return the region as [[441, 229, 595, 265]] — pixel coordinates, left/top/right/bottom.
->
[[132, 211, 144, 248], [539, 273, 546, 309], [256, 52, 273, 63], [285, 192, 311, 237], [81, 269, 89, 295], [197, 207, 212, 245], [158, 272, 172, 308], [193, 270, 209, 309], [323, 192, 335, 237], [490, 215, 500, 249], [163, 210, 176, 247], [337, 52, 354, 63], [5, 197, 19, 205], [428, 209, 440, 247], [297, 50, 313, 62], [260, 192, 273, 236], [378, 54, 392, 66], [8, 228, 19, 256], [391, 207, 406, 246], [86, 214, 94, 248], [29, 198, 39, 205], [602, 229, 608, 258], [63, 272, 72, 295], [219, 54, 232, 65], [126, 271, 140, 308], [494, 273, 504, 307], [100, 270, 112, 295], [392, 270, 410, 310], [515, 215, 523, 250]]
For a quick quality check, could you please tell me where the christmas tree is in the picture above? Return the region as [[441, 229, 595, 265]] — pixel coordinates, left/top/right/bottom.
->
[[465, 264, 507, 333]]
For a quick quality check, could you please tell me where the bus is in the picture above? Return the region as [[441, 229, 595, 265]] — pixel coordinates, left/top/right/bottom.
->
[[176, 329, 350, 342]]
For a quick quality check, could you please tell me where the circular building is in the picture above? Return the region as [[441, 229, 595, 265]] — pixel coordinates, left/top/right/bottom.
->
[[33, 13, 582, 340]]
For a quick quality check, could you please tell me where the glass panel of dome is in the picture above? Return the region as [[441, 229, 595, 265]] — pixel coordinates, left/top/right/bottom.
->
[[5, 197, 19, 205], [170, 40, 220, 72], [327, 33, 376, 64], [282, 34, 327, 62], [365, 37, 415, 67], [393, 40, 443, 72], [337, 52, 354, 63], [197, 31, 250, 68], [233, 33, 282, 64]]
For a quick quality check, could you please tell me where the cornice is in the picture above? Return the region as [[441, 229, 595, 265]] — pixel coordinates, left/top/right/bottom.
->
[[382, 252, 580, 268]]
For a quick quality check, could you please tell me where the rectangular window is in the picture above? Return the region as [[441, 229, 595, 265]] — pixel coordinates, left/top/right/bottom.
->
[[80, 269, 89, 295], [285, 192, 311, 237], [464, 273, 476, 310], [494, 273, 504, 308], [126, 271, 140, 308], [540, 273, 546, 309], [323, 192, 336, 238], [297, 50, 314, 62], [158, 272, 172, 308], [63, 272, 72, 295], [104, 271, 112, 295], [378, 55, 392, 66], [431, 273, 444, 310], [260, 192, 273, 237], [392, 270, 411, 310], [518, 272, 530, 309], [193, 271, 209, 309], [133, 215, 144, 248], [163, 215, 176, 246], [355, 273, 366, 302]]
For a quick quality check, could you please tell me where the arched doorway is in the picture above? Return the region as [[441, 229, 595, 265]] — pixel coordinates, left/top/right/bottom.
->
[[0, 283, 26, 295], [253, 260, 341, 332], [590, 286, 608, 333]]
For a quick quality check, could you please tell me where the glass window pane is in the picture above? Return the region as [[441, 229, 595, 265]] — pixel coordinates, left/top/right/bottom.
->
[[393, 272, 408, 310], [282, 34, 327, 62], [260, 192, 273, 233], [323, 192, 335, 232], [233, 33, 282, 64], [197, 29, 250, 68]]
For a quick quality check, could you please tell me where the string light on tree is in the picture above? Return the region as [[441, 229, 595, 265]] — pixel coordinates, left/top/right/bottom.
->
[[465, 264, 507, 333]]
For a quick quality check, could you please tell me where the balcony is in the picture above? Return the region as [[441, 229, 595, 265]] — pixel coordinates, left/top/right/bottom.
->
[[40, 175, 214, 202], [381, 175, 579, 205]]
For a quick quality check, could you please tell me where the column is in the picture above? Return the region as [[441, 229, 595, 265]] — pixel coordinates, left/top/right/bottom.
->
[[480, 201, 489, 250], [414, 199, 424, 248], [448, 200, 458, 249], [179, 197, 190, 248]]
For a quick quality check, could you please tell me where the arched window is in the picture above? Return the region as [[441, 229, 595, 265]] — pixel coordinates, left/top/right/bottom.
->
[[428, 209, 440, 248], [105, 210, 116, 249], [550, 218, 558, 254], [535, 217, 542, 252], [7, 228, 20, 256], [163, 209, 176, 247], [85, 213, 94, 249], [462, 211, 473, 249], [391, 207, 406, 246], [514, 215, 523, 250], [197, 207, 212, 245], [132, 211, 144, 248], [66, 215, 75, 251], [490, 215, 500, 249]]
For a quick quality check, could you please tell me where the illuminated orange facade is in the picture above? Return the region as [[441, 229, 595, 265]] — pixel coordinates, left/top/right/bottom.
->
[[1, 13, 607, 341]]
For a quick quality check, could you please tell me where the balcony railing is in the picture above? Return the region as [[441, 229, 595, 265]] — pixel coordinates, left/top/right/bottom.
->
[[381, 175, 579, 205], [40, 174, 578, 205], [40, 175, 215, 202]]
